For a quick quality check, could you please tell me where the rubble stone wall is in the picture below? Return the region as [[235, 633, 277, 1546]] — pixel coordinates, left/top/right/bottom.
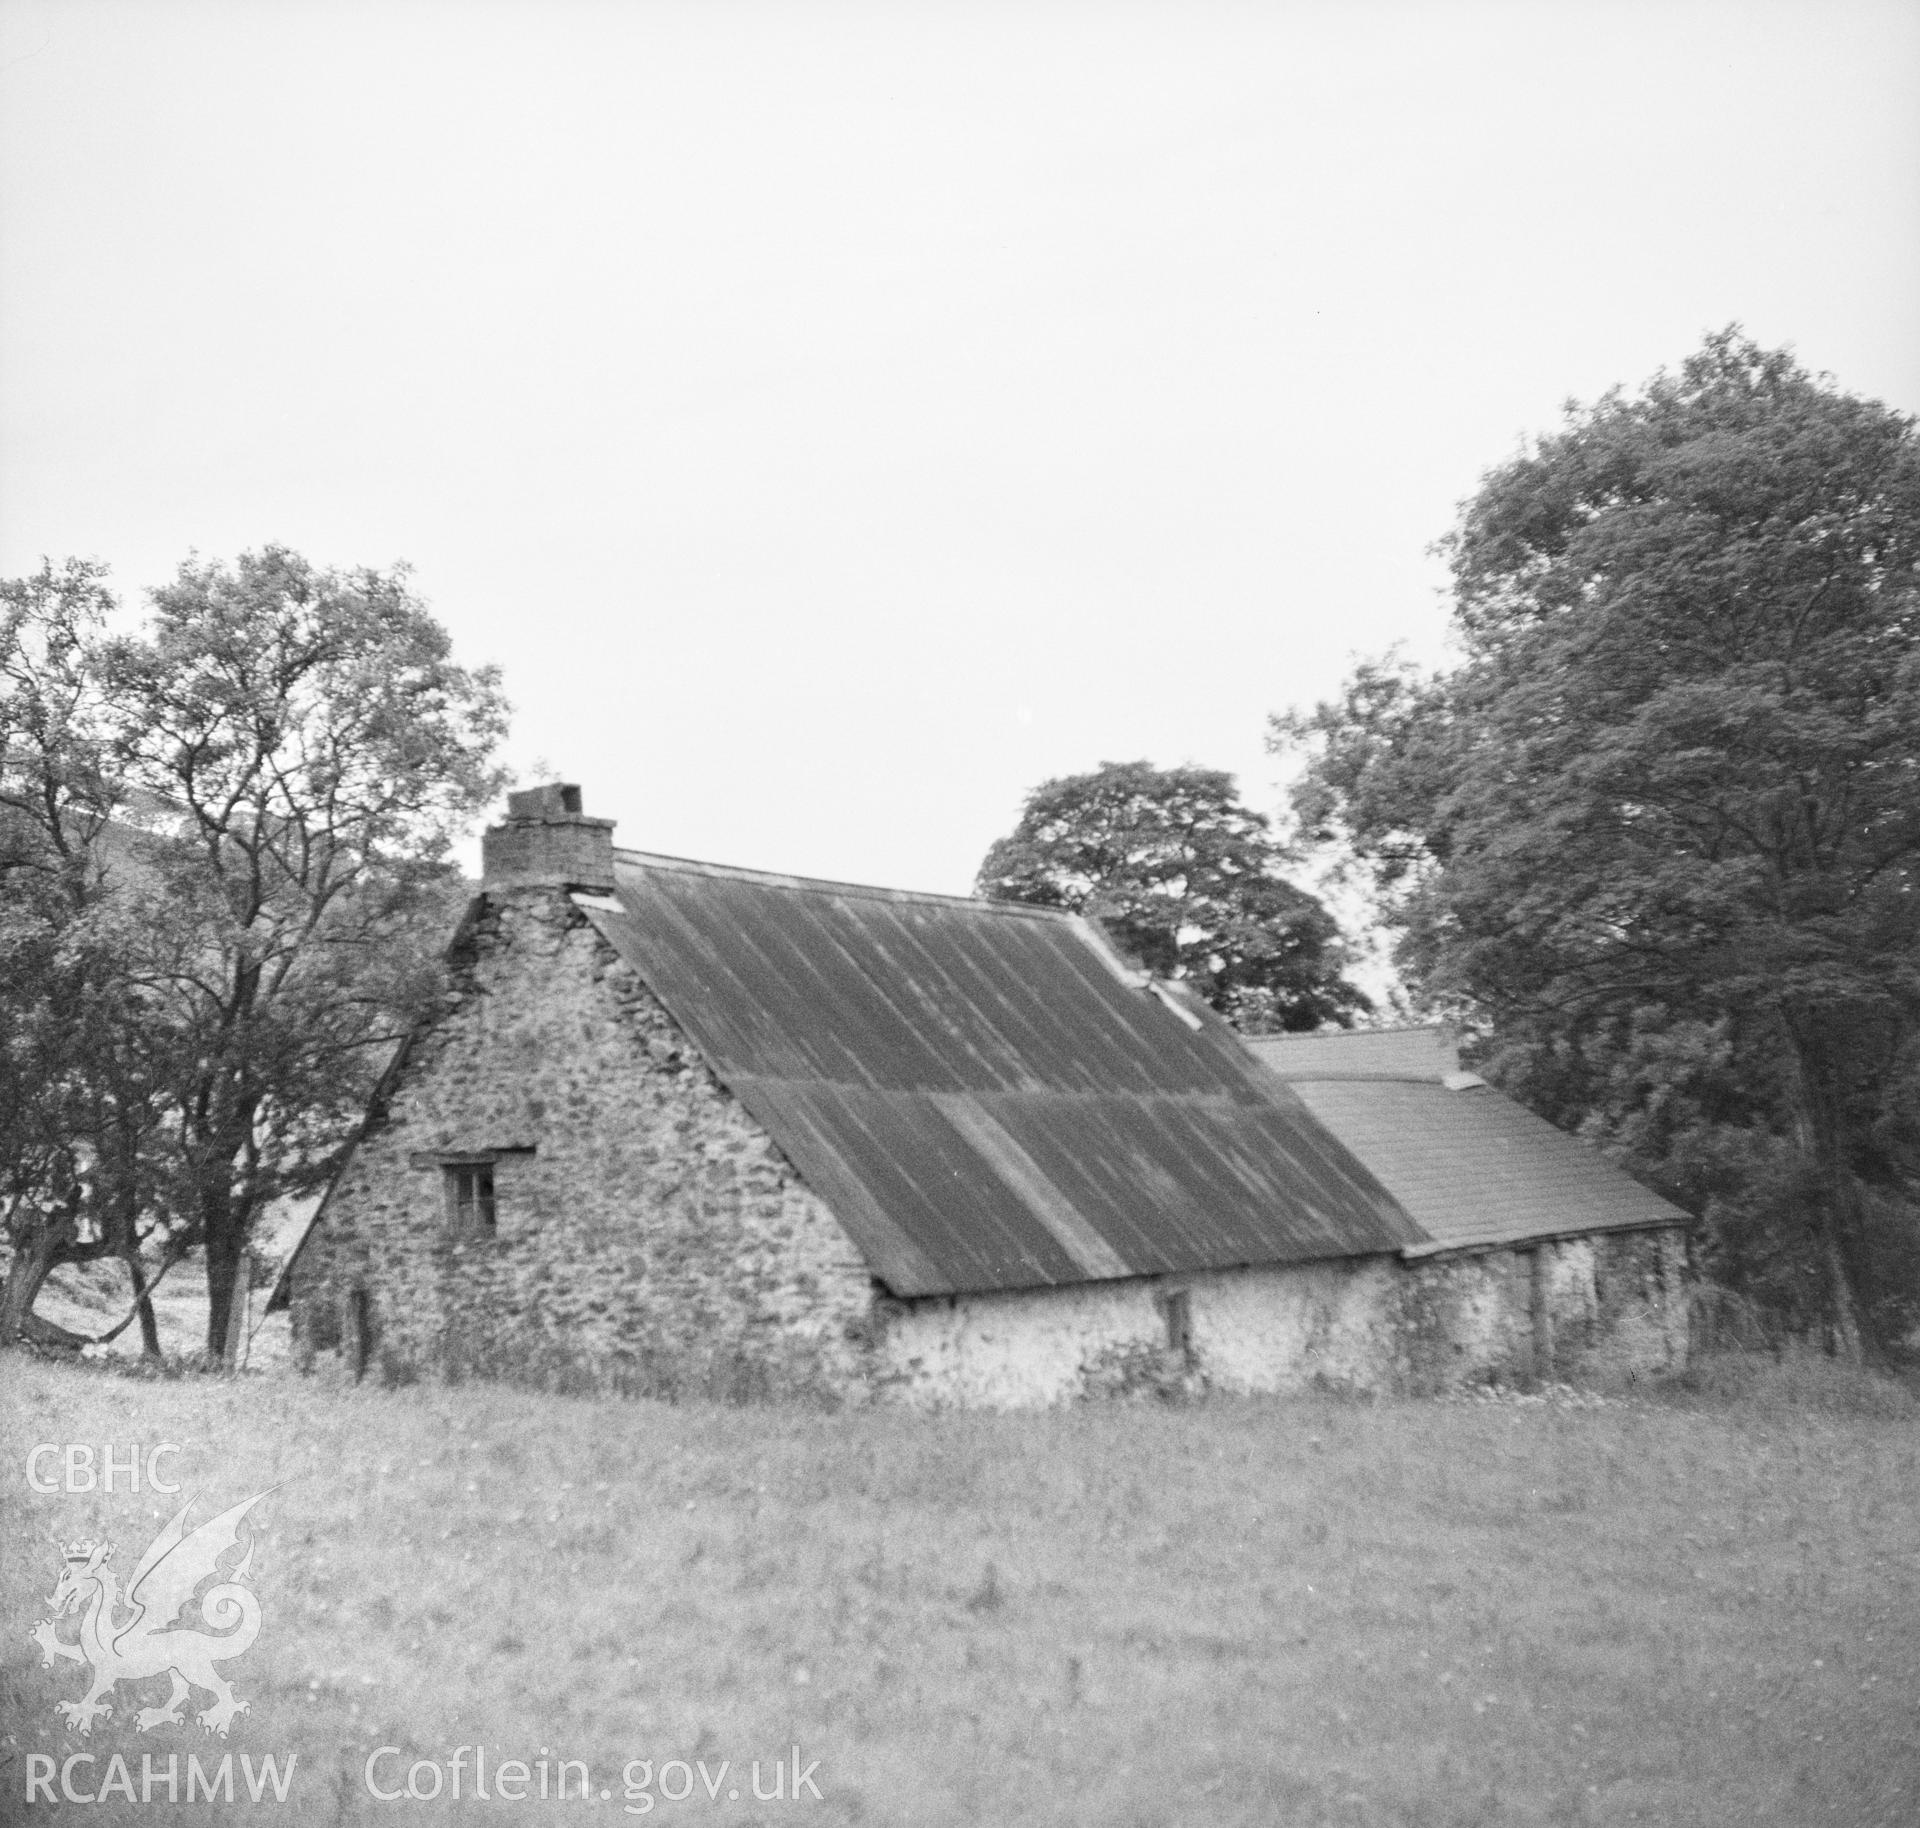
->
[[290, 888, 875, 1398], [873, 1227, 1689, 1406]]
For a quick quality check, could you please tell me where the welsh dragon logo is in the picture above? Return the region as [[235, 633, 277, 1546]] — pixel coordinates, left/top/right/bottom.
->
[[30, 1490, 271, 1737]]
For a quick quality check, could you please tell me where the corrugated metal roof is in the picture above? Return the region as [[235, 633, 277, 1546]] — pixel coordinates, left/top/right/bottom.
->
[[587, 851, 1423, 1296], [1275, 1077, 1687, 1257]]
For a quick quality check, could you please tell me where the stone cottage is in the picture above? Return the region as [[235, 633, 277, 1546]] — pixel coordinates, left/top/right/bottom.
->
[[271, 786, 1689, 1404]]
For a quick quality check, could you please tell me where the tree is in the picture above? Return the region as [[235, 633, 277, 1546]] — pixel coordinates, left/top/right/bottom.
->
[[0, 560, 177, 1352], [975, 759, 1367, 1032], [0, 547, 510, 1357], [1273, 331, 1920, 1359]]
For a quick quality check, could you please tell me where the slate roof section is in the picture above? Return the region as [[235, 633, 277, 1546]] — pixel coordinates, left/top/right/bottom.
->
[[584, 851, 1423, 1296], [1248, 1025, 1462, 1083], [1242, 1032, 1688, 1257]]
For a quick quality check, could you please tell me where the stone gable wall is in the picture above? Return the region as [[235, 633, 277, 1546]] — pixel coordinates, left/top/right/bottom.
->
[[290, 888, 876, 1397]]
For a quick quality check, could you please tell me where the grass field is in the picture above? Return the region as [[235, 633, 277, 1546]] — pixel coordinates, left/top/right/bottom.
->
[[3, 1355, 1916, 1827]]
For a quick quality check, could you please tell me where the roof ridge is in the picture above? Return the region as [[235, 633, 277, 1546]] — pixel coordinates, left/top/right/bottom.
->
[[1278, 1072, 1454, 1084], [611, 846, 1075, 918], [1245, 1024, 1451, 1042]]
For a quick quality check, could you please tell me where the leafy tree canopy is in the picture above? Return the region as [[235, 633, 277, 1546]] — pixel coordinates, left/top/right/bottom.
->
[[0, 559, 168, 1347], [0, 548, 510, 1356], [975, 759, 1367, 1033], [1273, 330, 1920, 1357]]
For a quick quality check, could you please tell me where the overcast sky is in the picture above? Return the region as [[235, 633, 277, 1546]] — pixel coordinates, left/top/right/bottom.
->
[[3, 0, 1916, 893]]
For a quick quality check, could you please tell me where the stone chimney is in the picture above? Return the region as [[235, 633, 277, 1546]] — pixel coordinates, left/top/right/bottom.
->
[[480, 783, 616, 894]]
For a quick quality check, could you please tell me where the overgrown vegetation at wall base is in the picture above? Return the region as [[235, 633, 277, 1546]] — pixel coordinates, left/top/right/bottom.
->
[[4, 1358, 1915, 1825]]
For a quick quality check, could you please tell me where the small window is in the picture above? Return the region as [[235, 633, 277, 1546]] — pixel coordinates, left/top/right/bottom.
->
[[445, 1162, 496, 1234], [1162, 1288, 1193, 1363]]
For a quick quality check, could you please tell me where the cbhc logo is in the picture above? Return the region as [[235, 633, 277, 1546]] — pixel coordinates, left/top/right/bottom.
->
[[27, 1445, 183, 1493]]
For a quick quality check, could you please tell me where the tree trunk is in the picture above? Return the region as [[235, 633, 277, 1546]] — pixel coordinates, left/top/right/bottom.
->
[[1780, 1019, 1874, 1365], [105, 1139, 162, 1358], [1818, 1224, 1866, 1364], [222, 1252, 251, 1371], [202, 1189, 266, 1362], [1, 1225, 62, 1346], [0, 1184, 86, 1347], [122, 1251, 163, 1359], [203, 1197, 244, 1363]]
